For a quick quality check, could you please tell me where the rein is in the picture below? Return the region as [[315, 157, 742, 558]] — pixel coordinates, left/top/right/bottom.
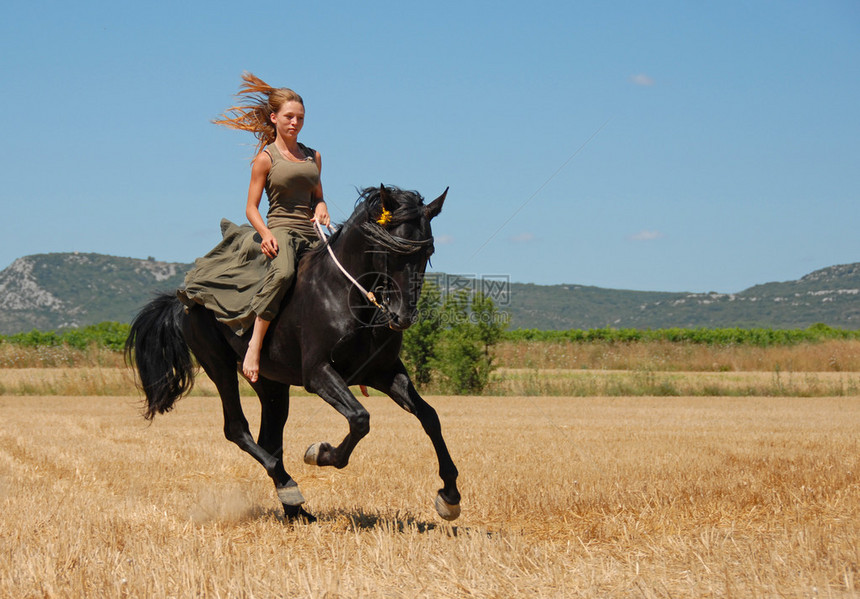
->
[[313, 208, 434, 326], [313, 220, 392, 318]]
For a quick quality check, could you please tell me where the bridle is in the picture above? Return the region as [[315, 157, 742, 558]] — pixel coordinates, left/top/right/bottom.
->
[[313, 219, 433, 327]]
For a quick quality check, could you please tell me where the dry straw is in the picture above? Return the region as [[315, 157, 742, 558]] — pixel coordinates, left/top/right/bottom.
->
[[0, 394, 857, 597]]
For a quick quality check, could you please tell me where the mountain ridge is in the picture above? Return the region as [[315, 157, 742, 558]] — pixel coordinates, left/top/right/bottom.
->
[[0, 253, 857, 334], [0, 253, 191, 334]]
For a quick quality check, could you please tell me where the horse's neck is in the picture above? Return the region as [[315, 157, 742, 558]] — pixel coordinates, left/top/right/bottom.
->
[[298, 224, 370, 300], [329, 224, 374, 273]]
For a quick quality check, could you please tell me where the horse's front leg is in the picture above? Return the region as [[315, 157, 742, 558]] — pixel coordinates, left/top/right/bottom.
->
[[371, 361, 461, 521], [303, 363, 370, 469]]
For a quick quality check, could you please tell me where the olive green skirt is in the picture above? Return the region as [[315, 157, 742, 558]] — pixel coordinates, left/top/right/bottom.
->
[[177, 219, 318, 336]]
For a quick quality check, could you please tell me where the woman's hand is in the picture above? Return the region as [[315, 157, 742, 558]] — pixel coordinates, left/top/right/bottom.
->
[[260, 231, 279, 258], [312, 201, 331, 227]]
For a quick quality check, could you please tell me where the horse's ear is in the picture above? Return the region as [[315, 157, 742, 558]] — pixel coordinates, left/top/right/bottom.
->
[[425, 187, 448, 220], [379, 184, 396, 213], [375, 184, 396, 226]]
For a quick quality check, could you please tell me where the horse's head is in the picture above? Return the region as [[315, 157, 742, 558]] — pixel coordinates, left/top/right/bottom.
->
[[355, 184, 447, 331]]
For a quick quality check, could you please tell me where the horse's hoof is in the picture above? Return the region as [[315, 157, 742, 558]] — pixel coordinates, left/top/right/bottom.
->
[[284, 504, 317, 523], [435, 493, 461, 521], [304, 442, 323, 466], [277, 484, 305, 506]]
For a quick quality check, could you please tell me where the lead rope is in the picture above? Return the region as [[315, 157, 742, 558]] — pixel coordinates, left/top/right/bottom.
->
[[314, 219, 377, 398], [313, 220, 390, 315]]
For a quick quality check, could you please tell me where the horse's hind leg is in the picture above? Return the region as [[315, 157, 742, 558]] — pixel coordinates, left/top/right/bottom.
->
[[188, 330, 311, 521], [251, 377, 316, 522], [185, 309, 312, 522]]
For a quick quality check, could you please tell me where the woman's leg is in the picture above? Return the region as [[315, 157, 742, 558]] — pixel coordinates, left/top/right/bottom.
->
[[243, 315, 271, 383], [244, 229, 300, 383]]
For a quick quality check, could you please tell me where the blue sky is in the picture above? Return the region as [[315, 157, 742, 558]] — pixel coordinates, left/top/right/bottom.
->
[[1, 1, 858, 292]]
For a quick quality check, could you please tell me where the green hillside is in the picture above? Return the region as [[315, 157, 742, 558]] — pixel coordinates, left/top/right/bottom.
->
[[0, 253, 192, 334], [433, 264, 860, 330], [0, 253, 857, 334]]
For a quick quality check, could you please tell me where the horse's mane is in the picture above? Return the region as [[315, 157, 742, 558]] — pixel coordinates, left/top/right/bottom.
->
[[305, 186, 431, 264], [354, 185, 426, 226]]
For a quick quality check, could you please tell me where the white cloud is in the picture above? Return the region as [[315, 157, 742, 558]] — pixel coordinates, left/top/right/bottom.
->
[[435, 234, 454, 245], [628, 229, 664, 241], [510, 232, 535, 243], [630, 74, 655, 87]]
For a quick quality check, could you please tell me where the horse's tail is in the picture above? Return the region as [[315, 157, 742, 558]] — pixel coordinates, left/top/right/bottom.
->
[[125, 293, 195, 420]]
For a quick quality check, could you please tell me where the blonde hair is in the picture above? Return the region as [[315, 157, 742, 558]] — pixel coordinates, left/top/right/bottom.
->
[[213, 72, 304, 155]]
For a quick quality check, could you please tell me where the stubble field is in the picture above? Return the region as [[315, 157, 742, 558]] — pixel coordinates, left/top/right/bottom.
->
[[0, 384, 858, 597]]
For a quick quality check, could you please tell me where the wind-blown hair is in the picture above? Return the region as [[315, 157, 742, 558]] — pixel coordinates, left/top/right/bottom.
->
[[213, 72, 304, 155]]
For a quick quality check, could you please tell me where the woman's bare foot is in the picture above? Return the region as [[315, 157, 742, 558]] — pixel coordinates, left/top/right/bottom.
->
[[242, 316, 271, 384], [243, 343, 261, 383]]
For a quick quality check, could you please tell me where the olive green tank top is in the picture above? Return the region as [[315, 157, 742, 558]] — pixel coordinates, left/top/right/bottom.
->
[[263, 142, 320, 237]]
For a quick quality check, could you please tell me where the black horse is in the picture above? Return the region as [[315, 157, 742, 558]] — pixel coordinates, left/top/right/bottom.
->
[[126, 185, 460, 522]]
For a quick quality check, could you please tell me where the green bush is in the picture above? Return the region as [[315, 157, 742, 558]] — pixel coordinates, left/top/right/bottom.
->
[[502, 324, 859, 346], [0, 322, 131, 351], [401, 281, 443, 386], [401, 287, 508, 395]]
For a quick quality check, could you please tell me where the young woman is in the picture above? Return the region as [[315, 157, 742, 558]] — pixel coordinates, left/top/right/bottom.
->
[[178, 73, 330, 383]]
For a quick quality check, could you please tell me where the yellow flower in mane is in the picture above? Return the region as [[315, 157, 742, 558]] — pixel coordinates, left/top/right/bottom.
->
[[377, 208, 393, 226]]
